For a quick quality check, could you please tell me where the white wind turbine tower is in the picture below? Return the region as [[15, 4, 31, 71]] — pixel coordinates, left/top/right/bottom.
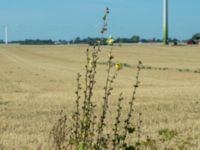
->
[[5, 25, 8, 45], [163, 0, 168, 45]]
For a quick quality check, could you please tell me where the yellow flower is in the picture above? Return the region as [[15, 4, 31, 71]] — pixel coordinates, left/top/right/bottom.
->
[[115, 63, 123, 71], [106, 35, 114, 45]]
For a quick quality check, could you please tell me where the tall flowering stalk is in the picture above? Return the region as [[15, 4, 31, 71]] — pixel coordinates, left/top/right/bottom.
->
[[49, 7, 143, 150]]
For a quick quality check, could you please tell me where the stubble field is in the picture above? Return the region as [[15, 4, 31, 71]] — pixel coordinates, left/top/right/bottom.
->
[[0, 44, 200, 149]]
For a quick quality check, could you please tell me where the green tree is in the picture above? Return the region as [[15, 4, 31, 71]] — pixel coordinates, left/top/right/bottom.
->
[[192, 33, 200, 40], [131, 35, 140, 43], [74, 37, 81, 43]]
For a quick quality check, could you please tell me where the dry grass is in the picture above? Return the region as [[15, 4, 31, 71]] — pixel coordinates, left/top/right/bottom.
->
[[0, 44, 200, 149]]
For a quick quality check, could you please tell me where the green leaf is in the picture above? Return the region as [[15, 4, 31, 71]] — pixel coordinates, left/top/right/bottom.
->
[[116, 135, 125, 143], [102, 14, 107, 21], [125, 145, 136, 150], [127, 127, 135, 134], [77, 143, 85, 150], [69, 138, 76, 145]]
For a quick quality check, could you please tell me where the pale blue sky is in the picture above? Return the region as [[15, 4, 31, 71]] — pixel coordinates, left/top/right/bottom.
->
[[0, 0, 199, 41]]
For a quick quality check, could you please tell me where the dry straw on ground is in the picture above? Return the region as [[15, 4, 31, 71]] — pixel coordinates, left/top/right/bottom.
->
[[0, 44, 200, 149]]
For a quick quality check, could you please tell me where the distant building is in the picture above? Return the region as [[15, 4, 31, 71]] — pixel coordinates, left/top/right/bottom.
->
[[187, 39, 199, 45]]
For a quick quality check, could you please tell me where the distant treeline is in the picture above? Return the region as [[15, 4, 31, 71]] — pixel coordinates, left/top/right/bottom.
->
[[1, 33, 199, 45], [65, 36, 177, 45], [9, 39, 55, 45]]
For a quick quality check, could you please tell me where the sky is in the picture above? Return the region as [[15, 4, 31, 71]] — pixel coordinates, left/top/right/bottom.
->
[[0, 0, 199, 41]]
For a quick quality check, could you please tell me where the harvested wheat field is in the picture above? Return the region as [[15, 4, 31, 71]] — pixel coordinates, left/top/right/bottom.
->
[[0, 44, 200, 149]]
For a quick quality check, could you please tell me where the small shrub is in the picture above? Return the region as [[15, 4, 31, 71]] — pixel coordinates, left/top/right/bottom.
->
[[49, 8, 143, 150], [158, 129, 178, 141], [194, 69, 200, 73]]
